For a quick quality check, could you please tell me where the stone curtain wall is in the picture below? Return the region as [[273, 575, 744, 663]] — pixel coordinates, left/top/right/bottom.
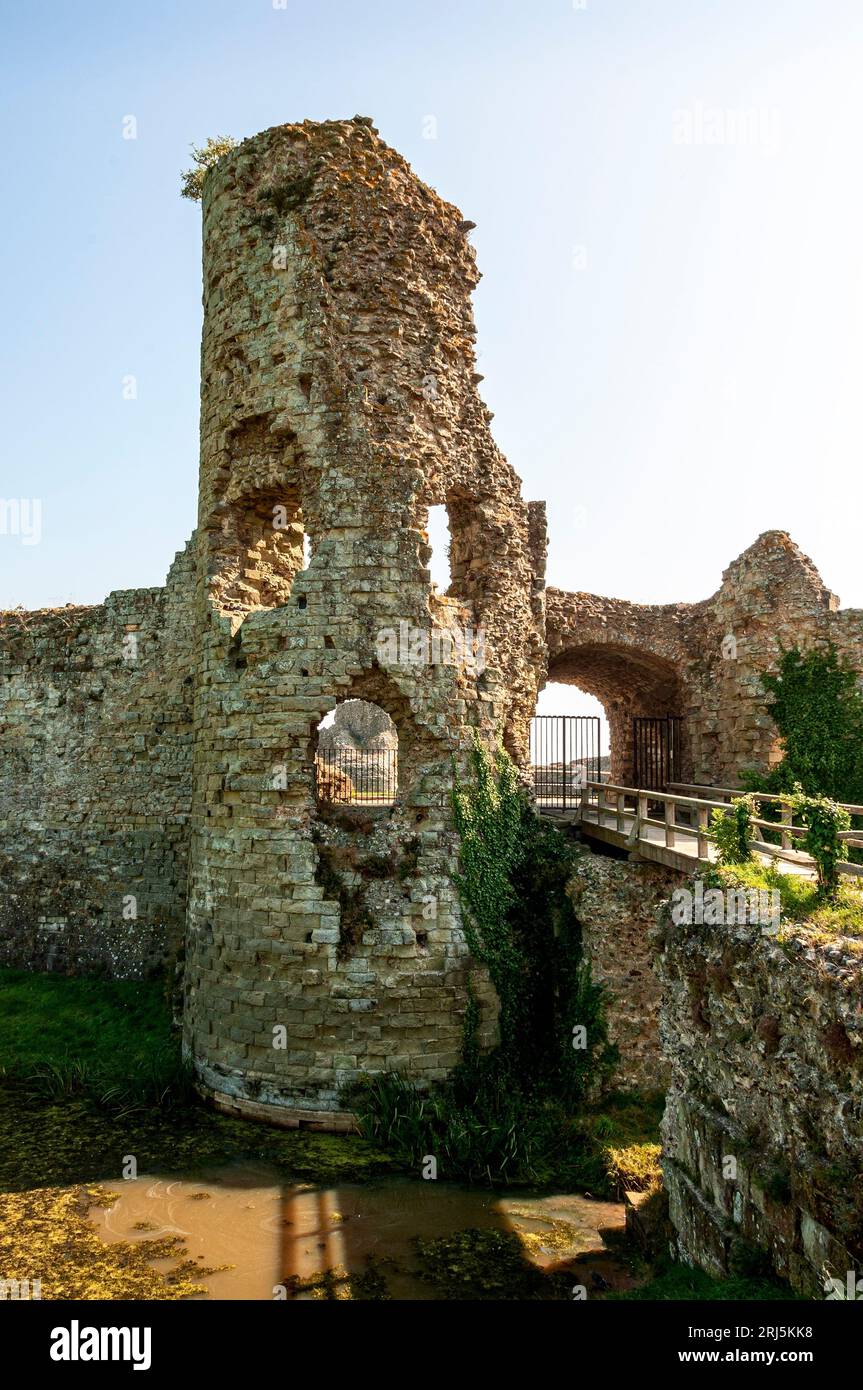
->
[[657, 901, 863, 1296], [546, 530, 863, 788], [567, 849, 679, 1092], [0, 542, 196, 976], [182, 118, 546, 1124]]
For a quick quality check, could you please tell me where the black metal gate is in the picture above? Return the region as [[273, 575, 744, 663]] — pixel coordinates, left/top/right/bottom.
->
[[632, 716, 684, 791], [530, 715, 602, 810]]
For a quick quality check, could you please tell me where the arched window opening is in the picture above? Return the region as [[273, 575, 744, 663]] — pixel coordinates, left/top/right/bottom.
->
[[315, 700, 398, 806]]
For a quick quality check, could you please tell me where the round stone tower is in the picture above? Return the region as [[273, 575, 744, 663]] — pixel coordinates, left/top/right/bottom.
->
[[182, 117, 547, 1127]]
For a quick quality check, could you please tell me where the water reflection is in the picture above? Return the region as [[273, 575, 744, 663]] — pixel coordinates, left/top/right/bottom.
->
[[92, 1162, 631, 1300]]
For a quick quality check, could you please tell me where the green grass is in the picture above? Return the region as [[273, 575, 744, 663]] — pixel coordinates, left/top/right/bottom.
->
[[346, 1067, 575, 1188], [611, 1256, 803, 1301], [711, 862, 863, 937], [583, 1091, 664, 1195], [0, 969, 189, 1108], [347, 1067, 665, 1194]]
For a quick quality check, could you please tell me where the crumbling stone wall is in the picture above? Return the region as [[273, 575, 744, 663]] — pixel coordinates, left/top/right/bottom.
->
[[567, 848, 678, 1092], [0, 542, 196, 975], [182, 117, 547, 1124], [4, 114, 863, 1143], [656, 898, 863, 1296], [546, 530, 863, 788]]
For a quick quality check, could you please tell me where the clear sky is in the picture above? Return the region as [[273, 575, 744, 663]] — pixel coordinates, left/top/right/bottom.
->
[[2, 0, 861, 736]]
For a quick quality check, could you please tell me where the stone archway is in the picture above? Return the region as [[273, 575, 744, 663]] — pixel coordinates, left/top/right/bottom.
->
[[546, 642, 687, 785], [544, 588, 692, 787]]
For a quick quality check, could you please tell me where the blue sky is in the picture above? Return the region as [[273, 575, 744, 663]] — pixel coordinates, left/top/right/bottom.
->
[[2, 0, 862, 736]]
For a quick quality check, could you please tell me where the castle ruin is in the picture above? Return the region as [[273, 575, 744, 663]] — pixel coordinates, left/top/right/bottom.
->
[[2, 118, 861, 1130]]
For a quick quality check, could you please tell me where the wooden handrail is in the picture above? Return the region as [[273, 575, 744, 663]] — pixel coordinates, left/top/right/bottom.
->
[[583, 781, 729, 813], [668, 782, 863, 818], [580, 779, 862, 878]]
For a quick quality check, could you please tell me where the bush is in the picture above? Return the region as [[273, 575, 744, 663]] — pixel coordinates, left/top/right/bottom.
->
[[744, 645, 863, 804], [791, 789, 851, 900], [180, 136, 238, 201], [709, 795, 756, 865]]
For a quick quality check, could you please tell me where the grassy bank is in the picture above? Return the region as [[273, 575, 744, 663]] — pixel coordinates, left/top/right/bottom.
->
[[0, 968, 396, 1191], [0, 968, 661, 1197], [0, 969, 188, 1107], [709, 863, 863, 940]]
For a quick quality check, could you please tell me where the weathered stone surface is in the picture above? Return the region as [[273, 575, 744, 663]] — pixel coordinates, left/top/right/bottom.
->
[[547, 530, 863, 787], [178, 117, 549, 1118], [567, 848, 678, 1092], [656, 895, 863, 1296], [0, 541, 196, 975]]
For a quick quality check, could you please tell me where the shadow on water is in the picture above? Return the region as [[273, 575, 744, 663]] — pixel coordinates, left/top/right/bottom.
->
[[0, 1086, 636, 1299], [91, 1161, 634, 1301]]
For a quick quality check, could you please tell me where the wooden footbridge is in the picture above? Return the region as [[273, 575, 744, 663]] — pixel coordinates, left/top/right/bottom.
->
[[573, 781, 863, 881], [529, 713, 862, 881]]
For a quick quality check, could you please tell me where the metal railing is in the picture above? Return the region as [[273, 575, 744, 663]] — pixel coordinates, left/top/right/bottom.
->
[[530, 715, 602, 810], [633, 715, 684, 791], [315, 749, 398, 805]]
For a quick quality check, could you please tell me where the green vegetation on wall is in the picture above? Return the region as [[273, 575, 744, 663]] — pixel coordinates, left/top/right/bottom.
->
[[349, 737, 620, 1186], [744, 645, 863, 804], [180, 136, 238, 201], [740, 644, 863, 881], [790, 790, 851, 900], [452, 736, 617, 1104]]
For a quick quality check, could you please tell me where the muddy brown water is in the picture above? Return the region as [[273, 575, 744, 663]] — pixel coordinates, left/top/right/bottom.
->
[[92, 1162, 632, 1299]]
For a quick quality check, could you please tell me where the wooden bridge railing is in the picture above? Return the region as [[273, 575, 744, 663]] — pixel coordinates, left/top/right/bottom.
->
[[579, 780, 863, 879], [668, 783, 863, 862]]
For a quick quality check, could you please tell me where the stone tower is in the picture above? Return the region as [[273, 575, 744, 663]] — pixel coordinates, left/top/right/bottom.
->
[[182, 118, 547, 1127]]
